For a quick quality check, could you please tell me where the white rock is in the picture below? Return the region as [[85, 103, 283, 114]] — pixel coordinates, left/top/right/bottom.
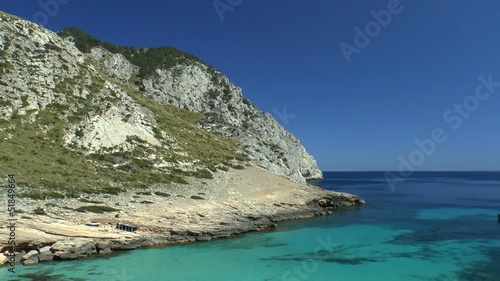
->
[[23, 255, 39, 265], [39, 246, 51, 253], [22, 250, 39, 260], [38, 247, 55, 262], [90, 47, 138, 81], [51, 238, 97, 260]]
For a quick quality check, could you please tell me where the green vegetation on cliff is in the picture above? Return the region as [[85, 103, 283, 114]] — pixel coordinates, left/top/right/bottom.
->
[[0, 44, 239, 200], [57, 27, 203, 78]]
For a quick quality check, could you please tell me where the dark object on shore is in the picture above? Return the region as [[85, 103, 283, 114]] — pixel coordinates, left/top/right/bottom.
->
[[85, 221, 100, 227], [498, 213, 500, 222], [116, 222, 139, 232]]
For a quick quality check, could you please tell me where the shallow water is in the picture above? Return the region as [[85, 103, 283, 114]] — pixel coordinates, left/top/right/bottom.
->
[[2, 172, 500, 281]]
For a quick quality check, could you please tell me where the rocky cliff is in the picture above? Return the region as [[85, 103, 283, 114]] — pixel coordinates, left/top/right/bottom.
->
[[0, 11, 321, 187]]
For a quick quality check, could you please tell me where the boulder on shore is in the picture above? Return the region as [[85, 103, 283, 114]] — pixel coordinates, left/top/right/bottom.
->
[[51, 238, 97, 260], [96, 240, 112, 254], [38, 246, 54, 262], [22, 250, 40, 265]]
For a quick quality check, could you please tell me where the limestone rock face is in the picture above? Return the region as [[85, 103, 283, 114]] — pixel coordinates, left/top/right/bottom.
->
[[89, 46, 138, 81], [63, 83, 162, 153], [51, 238, 97, 260], [141, 63, 323, 182], [0, 12, 173, 160], [0, 12, 84, 121], [0, 254, 6, 265]]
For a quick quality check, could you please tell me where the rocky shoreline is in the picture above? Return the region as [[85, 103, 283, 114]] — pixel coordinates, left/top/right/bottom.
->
[[0, 165, 364, 267]]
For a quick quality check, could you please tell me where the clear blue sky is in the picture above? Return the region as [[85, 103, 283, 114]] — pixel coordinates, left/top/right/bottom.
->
[[2, 0, 500, 171]]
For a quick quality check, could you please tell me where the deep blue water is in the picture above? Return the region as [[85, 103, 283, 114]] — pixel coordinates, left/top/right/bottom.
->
[[2, 172, 500, 280]]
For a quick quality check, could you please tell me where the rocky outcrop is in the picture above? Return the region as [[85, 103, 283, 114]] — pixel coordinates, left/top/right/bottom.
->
[[0, 12, 155, 153], [38, 246, 54, 262], [21, 250, 39, 265], [51, 238, 97, 260], [63, 88, 162, 153], [0, 12, 84, 120], [95, 240, 112, 254], [314, 193, 365, 209], [88, 46, 138, 81]]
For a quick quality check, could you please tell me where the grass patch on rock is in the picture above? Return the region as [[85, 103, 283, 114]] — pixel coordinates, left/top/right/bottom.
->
[[191, 169, 214, 179], [75, 205, 120, 213], [79, 198, 104, 204], [33, 208, 48, 215], [136, 191, 152, 196], [154, 191, 170, 197], [232, 164, 245, 170]]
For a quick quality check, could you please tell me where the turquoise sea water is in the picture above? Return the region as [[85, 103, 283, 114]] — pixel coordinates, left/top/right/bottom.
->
[[2, 172, 500, 281]]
